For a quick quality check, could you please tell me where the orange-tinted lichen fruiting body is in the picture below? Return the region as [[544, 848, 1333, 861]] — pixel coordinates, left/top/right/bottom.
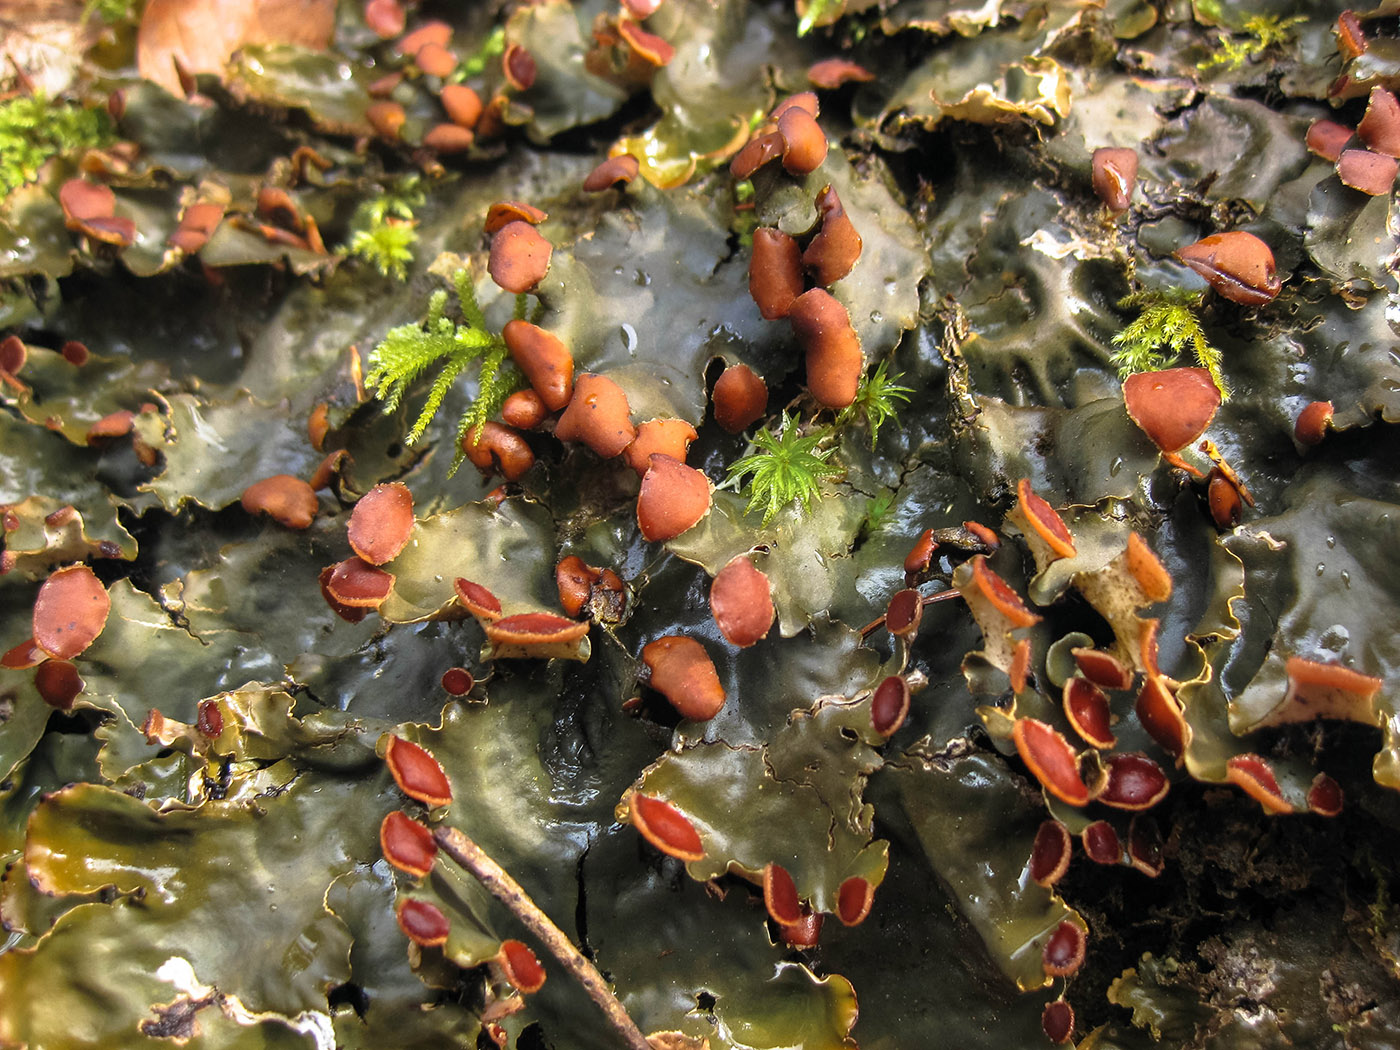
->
[[709, 555, 774, 648], [380, 811, 437, 877], [729, 131, 785, 179], [322, 560, 394, 607], [423, 123, 474, 154], [803, 185, 862, 287], [1091, 147, 1137, 213], [384, 735, 453, 807], [789, 289, 862, 409], [554, 373, 636, 458], [1125, 532, 1173, 603], [641, 635, 726, 721], [499, 939, 547, 993], [1226, 753, 1292, 814], [1073, 647, 1134, 691], [750, 227, 803, 320], [1207, 468, 1244, 529], [396, 899, 450, 946], [780, 910, 823, 947], [1358, 87, 1400, 157], [583, 153, 640, 192], [415, 41, 457, 78], [1016, 478, 1076, 559], [1295, 400, 1334, 446], [366, 100, 406, 139], [1337, 148, 1398, 195], [807, 58, 875, 89], [347, 482, 414, 565], [1308, 773, 1344, 816], [776, 107, 828, 175], [454, 578, 502, 619], [1042, 1001, 1075, 1045], [556, 556, 599, 618], [1136, 674, 1189, 758], [1029, 819, 1071, 887], [2, 638, 45, 670], [1099, 752, 1169, 810], [712, 363, 768, 433], [630, 793, 705, 861], [0, 333, 25, 375], [502, 43, 537, 90], [623, 418, 698, 477], [1064, 677, 1116, 749], [483, 613, 590, 647], [1082, 820, 1121, 865], [771, 92, 819, 120], [617, 20, 675, 66], [33, 564, 111, 660], [1013, 718, 1090, 806], [398, 20, 451, 55], [870, 675, 910, 738], [968, 556, 1040, 628], [365, 0, 405, 38], [503, 320, 574, 412], [440, 83, 483, 129], [35, 660, 83, 709], [1122, 367, 1221, 453], [501, 388, 548, 430], [488, 220, 552, 294], [637, 454, 711, 542], [1042, 920, 1086, 978], [319, 566, 370, 623], [462, 422, 535, 481], [484, 200, 547, 235], [762, 862, 804, 925], [241, 475, 319, 530], [1127, 814, 1165, 876], [440, 666, 474, 696], [1337, 10, 1367, 59], [1175, 231, 1281, 306], [836, 876, 874, 926], [1307, 119, 1353, 162], [885, 588, 922, 639]]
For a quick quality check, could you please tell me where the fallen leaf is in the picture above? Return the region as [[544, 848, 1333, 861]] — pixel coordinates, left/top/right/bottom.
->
[[137, 0, 334, 96]]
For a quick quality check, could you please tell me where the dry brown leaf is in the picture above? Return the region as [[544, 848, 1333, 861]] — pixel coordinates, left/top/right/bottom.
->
[[137, 0, 334, 96]]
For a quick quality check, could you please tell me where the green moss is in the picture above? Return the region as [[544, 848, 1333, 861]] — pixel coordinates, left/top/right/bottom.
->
[[0, 94, 112, 200], [726, 412, 844, 526], [82, 0, 140, 24], [349, 219, 418, 281], [364, 270, 526, 473], [1112, 288, 1229, 399], [836, 360, 914, 449], [797, 0, 845, 36], [1197, 14, 1305, 73], [457, 26, 506, 79]]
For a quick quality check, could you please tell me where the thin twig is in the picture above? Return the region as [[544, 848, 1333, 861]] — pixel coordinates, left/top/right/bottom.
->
[[434, 826, 652, 1050]]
